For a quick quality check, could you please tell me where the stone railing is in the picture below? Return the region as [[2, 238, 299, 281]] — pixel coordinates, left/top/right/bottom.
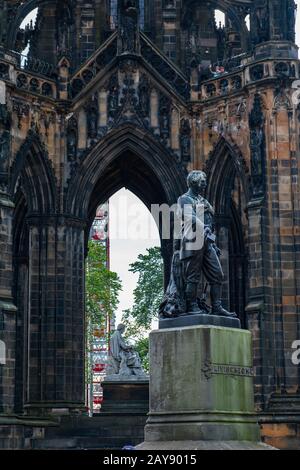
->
[[13, 51, 55, 78], [69, 32, 118, 99], [199, 58, 300, 102], [0, 52, 57, 100], [15, 69, 56, 99]]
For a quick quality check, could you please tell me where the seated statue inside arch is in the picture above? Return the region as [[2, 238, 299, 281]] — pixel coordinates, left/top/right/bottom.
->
[[106, 324, 147, 378], [160, 170, 237, 319]]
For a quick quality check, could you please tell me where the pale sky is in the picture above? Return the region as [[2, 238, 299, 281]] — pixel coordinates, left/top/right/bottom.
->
[[110, 189, 160, 324]]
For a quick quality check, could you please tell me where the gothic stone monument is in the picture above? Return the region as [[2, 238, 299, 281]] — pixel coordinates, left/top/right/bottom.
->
[[0, 0, 299, 450], [138, 171, 269, 450]]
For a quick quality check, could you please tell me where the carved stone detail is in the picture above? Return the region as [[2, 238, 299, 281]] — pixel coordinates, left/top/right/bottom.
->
[[67, 116, 78, 163], [180, 118, 191, 162], [249, 93, 266, 198]]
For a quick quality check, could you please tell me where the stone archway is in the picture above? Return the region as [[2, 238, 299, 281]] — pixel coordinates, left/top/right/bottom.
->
[[10, 131, 57, 413], [66, 124, 187, 288], [206, 137, 250, 326], [10, 125, 187, 416]]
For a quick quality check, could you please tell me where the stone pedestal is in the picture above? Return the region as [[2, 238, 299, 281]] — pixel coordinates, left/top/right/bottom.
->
[[138, 325, 265, 450], [101, 378, 149, 414]]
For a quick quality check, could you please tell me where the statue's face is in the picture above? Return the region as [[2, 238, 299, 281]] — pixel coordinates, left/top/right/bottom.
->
[[192, 172, 207, 194]]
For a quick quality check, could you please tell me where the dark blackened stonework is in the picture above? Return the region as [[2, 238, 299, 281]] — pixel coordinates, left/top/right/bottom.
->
[[0, 0, 299, 450]]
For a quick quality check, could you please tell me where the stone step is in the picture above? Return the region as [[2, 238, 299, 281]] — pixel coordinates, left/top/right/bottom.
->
[[31, 438, 78, 450], [45, 425, 145, 438], [31, 436, 142, 450], [76, 436, 143, 449]]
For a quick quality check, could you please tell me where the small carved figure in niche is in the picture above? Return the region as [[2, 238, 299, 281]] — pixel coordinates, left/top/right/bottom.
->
[[120, 0, 139, 53], [159, 96, 170, 142], [254, 1, 269, 43], [89, 110, 98, 138], [67, 117, 78, 162], [180, 118, 191, 161], [57, 3, 71, 56], [0, 104, 11, 178], [108, 75, 119, 118], [287, 0, 297, 42], [106, 324, 147, 378], [87, 100, 99, 139], [248, 93, 266, 197], [0, 130, 10, 174], [160, 171, 237, 319], [0, 104, 11, 130], [138, 74, 150, 117], [121, 16, 136, 53], [250, 128, 264, 177]]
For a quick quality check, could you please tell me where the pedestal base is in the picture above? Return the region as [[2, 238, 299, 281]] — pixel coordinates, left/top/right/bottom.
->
[[141, 325, 262, 447], [101, 379, 149, 414], [159, 314, 241, 330]]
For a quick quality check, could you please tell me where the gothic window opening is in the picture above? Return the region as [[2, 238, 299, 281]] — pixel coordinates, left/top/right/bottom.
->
[[18, 8, 39, 61], [245, 14, 250, 31], [109, 0, 118, 30], [215, 10, 225, 28]]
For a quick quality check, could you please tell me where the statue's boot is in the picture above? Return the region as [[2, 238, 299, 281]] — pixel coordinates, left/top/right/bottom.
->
[[210, 284, 237, 318], [186, 283, 201, 315]]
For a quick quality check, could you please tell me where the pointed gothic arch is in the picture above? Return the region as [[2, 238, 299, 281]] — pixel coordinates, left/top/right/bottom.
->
[[206, 137, 250, 326], [10, 130, 57, 215], [10, 131, 57, 412], [66, 123, 187, 285], [66, 123, 187, 220]]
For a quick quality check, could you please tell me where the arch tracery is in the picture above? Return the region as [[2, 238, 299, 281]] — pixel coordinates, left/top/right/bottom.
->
[[205, 137, 250, 324]]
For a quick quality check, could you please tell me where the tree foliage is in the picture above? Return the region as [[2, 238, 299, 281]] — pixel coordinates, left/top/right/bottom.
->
[[86, 240, 122, 328], [85, 241, 122, 383], [122, 247, 164, 369]]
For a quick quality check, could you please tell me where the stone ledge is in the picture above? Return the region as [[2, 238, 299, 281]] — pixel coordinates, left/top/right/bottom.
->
[[159, 314, 241, 330], [136, 441, 276, 450]]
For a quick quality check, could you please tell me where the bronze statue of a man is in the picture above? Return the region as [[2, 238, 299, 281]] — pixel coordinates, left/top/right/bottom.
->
[[160, 170, 236, 319]]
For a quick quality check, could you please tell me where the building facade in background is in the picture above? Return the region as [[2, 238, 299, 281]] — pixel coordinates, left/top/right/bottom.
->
[[88, 203, 112, 414], [0, 0, 299, 449]]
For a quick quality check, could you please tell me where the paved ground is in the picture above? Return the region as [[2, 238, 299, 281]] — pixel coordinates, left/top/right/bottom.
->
[[136, 441, 277, 451]]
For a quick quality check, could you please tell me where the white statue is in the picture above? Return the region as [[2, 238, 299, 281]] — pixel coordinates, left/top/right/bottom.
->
[[106, 324, 147, 379]]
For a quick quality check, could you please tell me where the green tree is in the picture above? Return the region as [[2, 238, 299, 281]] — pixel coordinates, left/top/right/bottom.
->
[[85, 241, 122, 380], [122, 247, 164, 370]]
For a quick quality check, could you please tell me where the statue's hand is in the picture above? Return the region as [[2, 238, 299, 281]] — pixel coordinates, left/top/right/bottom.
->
[[204, 227, 211, 237], [214, 245, 221, 257]]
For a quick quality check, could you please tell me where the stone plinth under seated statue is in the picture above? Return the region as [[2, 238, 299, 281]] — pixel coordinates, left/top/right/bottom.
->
[[137, 171, 270, 450], [102, 324, 149, 415]]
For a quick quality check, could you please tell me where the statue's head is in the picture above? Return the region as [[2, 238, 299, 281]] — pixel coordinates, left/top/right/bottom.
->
[[187, 170, 207, 194], [117, 323, 126, 333]]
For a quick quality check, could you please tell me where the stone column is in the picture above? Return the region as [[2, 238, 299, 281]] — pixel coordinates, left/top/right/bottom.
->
[[24, 217, 86, 415], [0, 190, 17, 416]]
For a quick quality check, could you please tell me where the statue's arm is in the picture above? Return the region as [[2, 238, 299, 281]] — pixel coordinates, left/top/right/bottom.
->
[[178, 195, 204, 232], [119, 336, 131, 351]]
